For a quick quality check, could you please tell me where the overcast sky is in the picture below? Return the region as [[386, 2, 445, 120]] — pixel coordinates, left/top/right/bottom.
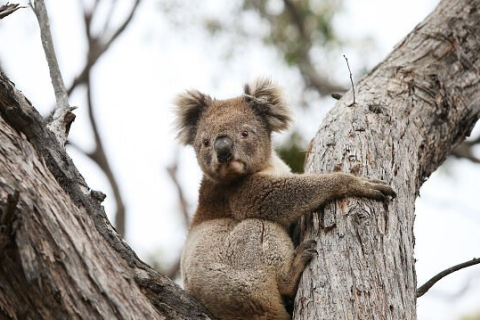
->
[[1, 0, 479, 319]]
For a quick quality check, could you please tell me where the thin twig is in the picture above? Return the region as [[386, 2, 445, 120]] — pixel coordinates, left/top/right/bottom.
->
[[417, 257, 480, 298], [166, 151, 190, 227], [343, 54, 355, 105], [0, 3, 25, 19]]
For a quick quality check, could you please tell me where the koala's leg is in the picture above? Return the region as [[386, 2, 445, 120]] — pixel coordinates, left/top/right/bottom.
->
[[278, 239, 317, 297]]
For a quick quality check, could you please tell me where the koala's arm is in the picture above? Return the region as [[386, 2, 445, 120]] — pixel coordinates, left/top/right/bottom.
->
[[230, 172, 395, 227]]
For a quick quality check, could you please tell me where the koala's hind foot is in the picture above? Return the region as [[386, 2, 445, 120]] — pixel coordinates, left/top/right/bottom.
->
[[278, 239, 317, 297]]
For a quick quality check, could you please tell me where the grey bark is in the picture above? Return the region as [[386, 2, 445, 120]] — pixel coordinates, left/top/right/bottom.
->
[[0, 71, 214, 319], [293, 0, 480, 319]]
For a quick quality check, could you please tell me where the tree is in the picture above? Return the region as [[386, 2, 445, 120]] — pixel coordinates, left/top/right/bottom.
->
[[0, 0, 479, 319], [293, 0, 480, 317]]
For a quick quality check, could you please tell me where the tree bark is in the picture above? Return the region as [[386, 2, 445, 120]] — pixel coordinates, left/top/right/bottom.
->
[[293, 0, 480, 319], [0, 72, 214, 319]]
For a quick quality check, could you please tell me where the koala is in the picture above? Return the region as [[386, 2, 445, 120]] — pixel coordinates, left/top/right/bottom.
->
[[174, 78, 396, 320]]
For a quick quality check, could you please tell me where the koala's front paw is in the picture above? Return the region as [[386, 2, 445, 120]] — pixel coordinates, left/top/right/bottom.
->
[[356, 177, 397, 201]]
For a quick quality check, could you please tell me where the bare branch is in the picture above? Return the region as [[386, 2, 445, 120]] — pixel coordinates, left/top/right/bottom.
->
[[417, 257, 480, 298], [30, 0, 68, 109], [99, 0, 117, 37], [61, 0, 142, 235], [68, 0, 142, 95], [85, 75, 126, 237], [0, 72, 214, 317], [0, 3, 25, 19], [451, 142, 480, 163], [30, 0, 75, 146], [166, 152, 190, 227], [165, 150, 192, 278]]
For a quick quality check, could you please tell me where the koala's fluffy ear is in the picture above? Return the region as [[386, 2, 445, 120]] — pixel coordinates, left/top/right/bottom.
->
[[244, 78, 292, 132], [174, 90, 212, 145]]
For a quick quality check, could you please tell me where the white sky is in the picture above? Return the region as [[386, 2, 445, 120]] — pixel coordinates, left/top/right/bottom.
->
[[0, 0, 479, 319]]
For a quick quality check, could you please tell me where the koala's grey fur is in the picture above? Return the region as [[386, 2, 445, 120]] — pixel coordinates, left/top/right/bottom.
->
[[174, 78, 396, 320]]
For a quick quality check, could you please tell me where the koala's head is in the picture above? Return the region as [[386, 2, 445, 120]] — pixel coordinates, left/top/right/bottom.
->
[[174, 78, 292, 183]]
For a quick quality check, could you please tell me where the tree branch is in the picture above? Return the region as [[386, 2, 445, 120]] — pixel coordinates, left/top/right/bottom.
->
[[85, 74, 127, 237], [30, 0, 74, 146], [166, 151, 190, 227], [165, 150, 191, 279], [0, 2, 25, 19], [417, 257, 480, 298], [451, 142, 480, 163], [68, 0, 142, 95], [64, 0, 142, 236], [295, 0, 480, 316], [0, 70, 214, 319]]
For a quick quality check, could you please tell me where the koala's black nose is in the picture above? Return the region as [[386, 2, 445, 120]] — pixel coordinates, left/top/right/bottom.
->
[[214, 136, 234, 163]]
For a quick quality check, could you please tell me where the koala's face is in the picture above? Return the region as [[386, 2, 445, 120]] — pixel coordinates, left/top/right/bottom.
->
[[193, 98, 272, 183], [175, 78, 292, 184]]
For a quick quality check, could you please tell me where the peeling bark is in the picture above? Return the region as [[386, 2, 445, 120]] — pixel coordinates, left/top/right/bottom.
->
[[293, 0, 480, 319], [0, 71, 213, 319]]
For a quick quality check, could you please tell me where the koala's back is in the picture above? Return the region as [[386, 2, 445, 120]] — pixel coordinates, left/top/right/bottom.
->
[[181, 218, 293, 320]]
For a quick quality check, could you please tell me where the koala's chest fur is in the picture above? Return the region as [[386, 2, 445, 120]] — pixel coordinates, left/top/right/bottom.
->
[[185, 163, 294, 271], [183, 218, 293, 277], [180, 159, 296, 320], [181, 215, 294, 320]]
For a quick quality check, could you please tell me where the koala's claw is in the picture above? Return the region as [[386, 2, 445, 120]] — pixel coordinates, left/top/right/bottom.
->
[[360, 178, 396, 200], [297, 239, 318, 261]]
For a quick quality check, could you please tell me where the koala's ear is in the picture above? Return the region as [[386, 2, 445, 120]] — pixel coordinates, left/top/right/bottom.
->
[[174, 90, 212, 145], [243, 78, 292, 132]]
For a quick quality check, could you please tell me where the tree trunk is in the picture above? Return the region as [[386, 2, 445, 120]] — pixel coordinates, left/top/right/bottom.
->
[[0, 72, 214, 319], [293, 0, 480, 319]]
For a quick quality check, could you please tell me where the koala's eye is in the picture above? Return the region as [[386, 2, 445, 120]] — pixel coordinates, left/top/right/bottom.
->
[[241, 131, 249, 138], [203, 139, 210, 147]]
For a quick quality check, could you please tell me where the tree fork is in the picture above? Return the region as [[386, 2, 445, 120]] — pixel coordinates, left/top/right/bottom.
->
[[294, 0, 480, 319]]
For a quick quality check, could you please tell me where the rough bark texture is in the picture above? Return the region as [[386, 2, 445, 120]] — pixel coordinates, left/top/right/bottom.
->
[[293, 0, 480, 319], [0, 72, 214, 319]]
